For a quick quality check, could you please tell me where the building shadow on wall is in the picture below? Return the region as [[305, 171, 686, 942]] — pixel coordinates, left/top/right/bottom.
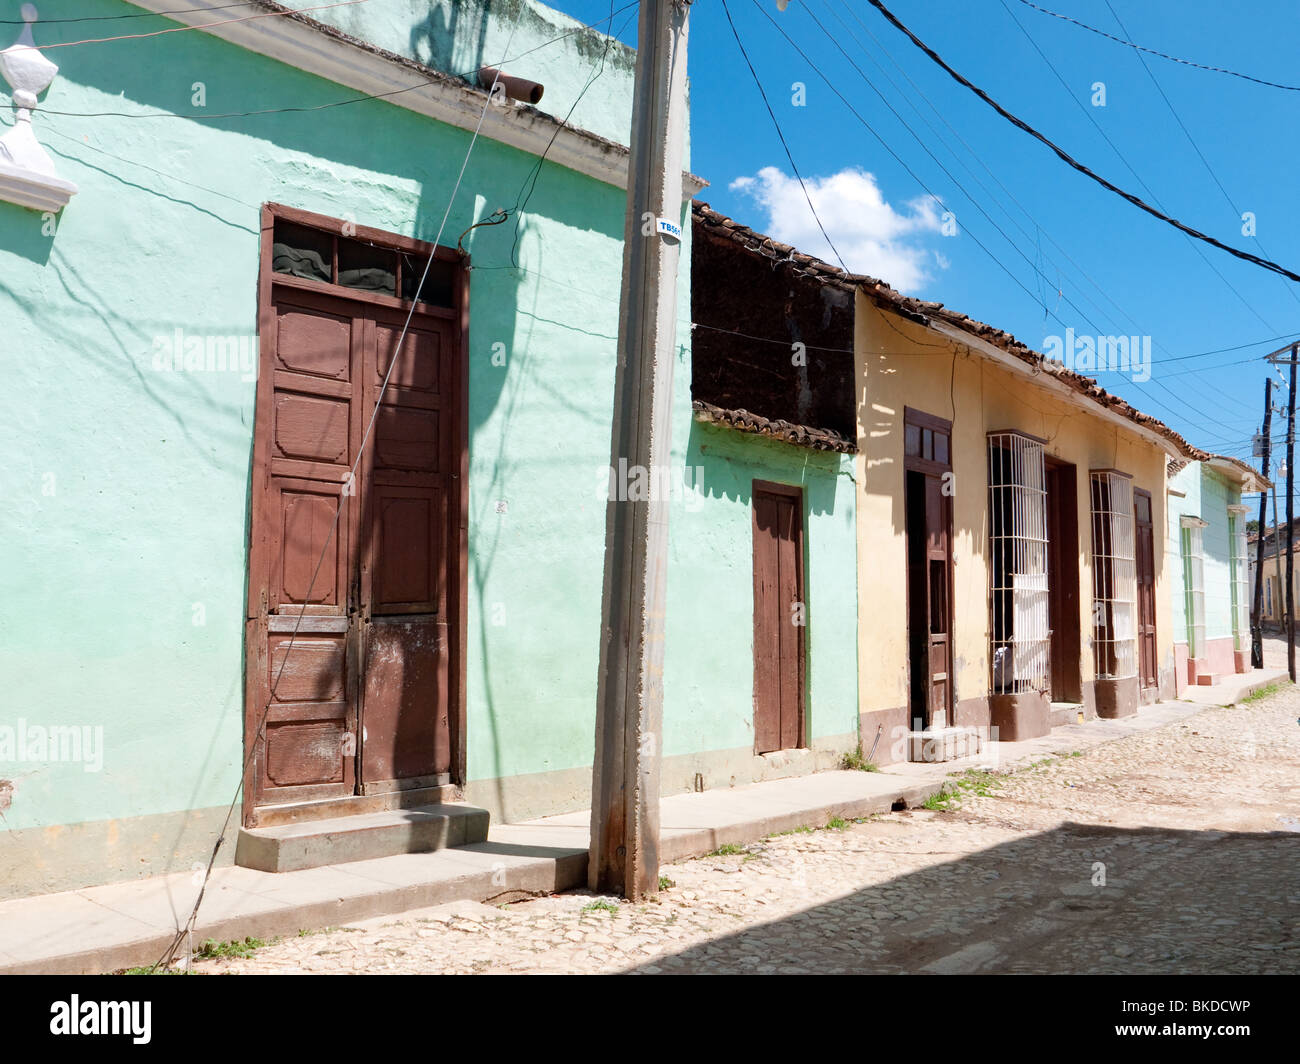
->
[[622, 821, 1300, 974]]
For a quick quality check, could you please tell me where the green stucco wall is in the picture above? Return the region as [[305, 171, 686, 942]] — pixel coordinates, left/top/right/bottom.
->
[[1167, 463, 1241, 645], [663, 422, 859, 757], [0, 0, 857, 899], [0, 1, 665, 844]]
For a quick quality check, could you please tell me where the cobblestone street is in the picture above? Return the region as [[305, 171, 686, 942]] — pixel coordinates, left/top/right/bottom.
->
[[196, 685, 1300, 975]]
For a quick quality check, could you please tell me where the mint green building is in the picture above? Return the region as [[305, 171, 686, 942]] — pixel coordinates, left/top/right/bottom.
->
[[1166, 456, 1266, 692], [0, 0, 859, 900]]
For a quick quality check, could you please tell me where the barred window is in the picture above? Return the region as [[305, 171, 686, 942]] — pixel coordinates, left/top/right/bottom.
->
[[1091, 471, 1137, 679], [988, 431, 1049, 694]]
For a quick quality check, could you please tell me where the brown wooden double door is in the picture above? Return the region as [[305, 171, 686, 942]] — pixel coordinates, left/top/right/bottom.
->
[[246, 283, 458, 810]]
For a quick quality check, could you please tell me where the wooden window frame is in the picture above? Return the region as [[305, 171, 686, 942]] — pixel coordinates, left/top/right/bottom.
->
[[903, 406, 953, 476], [264, 202, 463, 319]]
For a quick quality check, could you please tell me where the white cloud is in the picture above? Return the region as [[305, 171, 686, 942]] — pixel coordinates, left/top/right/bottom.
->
[[729, 166, 947, 293]]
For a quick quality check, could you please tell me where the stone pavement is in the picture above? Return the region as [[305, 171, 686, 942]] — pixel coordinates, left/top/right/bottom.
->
[[192, 677, 1300, 975], [0, 665, 1286, 974]]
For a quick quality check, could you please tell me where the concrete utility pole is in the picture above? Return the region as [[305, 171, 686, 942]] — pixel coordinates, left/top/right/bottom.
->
[[1251, 377, 1272, 668], [589, 0, 691, 901]]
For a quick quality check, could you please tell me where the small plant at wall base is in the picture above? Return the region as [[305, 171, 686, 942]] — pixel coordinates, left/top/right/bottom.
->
[[1242, 680, 1290, 704], [194, 936, 269, 960], [922, 785, 961, 811], [842, 746, 879, 771]]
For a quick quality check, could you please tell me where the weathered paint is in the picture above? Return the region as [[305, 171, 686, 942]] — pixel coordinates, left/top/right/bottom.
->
[[0, 0, 857, 901], [853, 297, 1176, 736], [0, 0, 712, 897]]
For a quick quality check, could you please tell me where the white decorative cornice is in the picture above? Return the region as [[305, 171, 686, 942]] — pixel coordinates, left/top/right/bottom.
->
[[0, 6, 77, 211]]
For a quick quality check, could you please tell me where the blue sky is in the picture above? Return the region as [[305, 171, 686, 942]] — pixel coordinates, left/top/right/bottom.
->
[[557, 0, 1300, 477]]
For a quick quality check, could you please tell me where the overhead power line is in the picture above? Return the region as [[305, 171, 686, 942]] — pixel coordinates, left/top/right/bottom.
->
[[720, 0, 849, 271], [997, 0, 1282, 331], [1014, 0, 1300, 92], [1097, 0, 1300, 311], [753, 0, 1258, 440], [865, 0, 1300, 285]]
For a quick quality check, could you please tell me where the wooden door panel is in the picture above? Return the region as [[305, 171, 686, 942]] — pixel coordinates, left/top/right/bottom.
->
[[275, 300, 354, 381], [375, 405, 441, 473], [360, 618, 450, 786], [376, 320, 442, 399], [271, 480, 348, 611], [272, 391, 350, 465], [369, 484, 444, 615]]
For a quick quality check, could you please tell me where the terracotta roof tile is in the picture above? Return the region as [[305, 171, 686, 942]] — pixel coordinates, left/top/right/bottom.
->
[[692, 400, 857, 454]]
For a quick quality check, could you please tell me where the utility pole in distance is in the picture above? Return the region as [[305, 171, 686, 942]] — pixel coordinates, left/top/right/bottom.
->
[[589, 0, 691, 901], [1251, 377, 1272, 668], [1288, 343, 1296, 684]]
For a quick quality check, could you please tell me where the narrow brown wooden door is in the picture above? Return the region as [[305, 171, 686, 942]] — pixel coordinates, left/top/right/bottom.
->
[[1045, 462, 1081, 702], [248, 286, 457, 809], [753, 483, 804, 754], [906, 472, 953, 727], [1134, 489, 1158, 689]]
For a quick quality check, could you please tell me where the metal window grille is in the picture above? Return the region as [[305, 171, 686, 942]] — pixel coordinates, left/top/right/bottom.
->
[[988, 432, 1049, 694], [1228, 510, 1250, 651], [1090, 471, 1137, 679], [1181, 519, 1207, 657]]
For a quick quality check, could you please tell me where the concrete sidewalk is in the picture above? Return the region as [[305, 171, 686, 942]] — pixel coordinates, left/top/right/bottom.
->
[[0, 667, 1285, 975]]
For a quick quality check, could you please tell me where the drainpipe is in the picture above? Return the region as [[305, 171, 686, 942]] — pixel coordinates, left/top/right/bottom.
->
[[477, 67, 545, 104]]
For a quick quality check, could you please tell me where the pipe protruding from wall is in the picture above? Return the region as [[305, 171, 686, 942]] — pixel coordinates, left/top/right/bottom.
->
[[477, 67, 544, 105]]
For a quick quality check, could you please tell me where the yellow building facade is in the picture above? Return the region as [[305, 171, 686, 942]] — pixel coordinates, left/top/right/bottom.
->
[[854, 292, 1183, 761]]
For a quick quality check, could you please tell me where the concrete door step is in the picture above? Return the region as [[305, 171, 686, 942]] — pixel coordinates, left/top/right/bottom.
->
[[251, 784, 462, 828], [906, 726, 983, 763], [1049, 702, 1086, 728], [1197, 673, 1220, 686], [235, 803, 490, 873]]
